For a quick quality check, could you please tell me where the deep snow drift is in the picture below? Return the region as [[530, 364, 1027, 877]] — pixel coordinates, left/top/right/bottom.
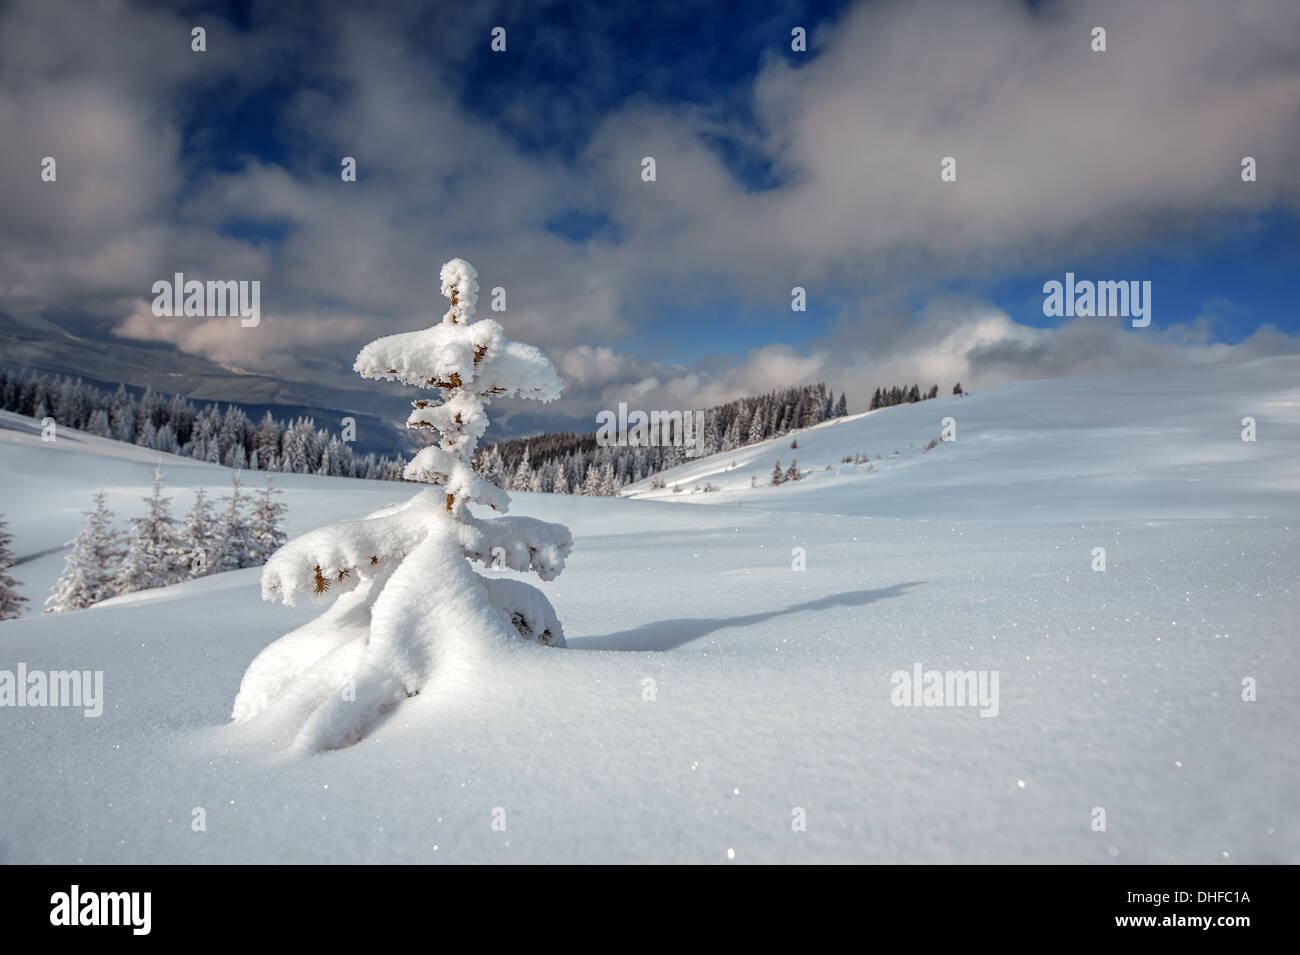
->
[[0, 356, 1297, 863]]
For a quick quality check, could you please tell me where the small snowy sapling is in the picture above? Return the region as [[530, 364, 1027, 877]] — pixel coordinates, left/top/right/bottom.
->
[[232, 258, 572, 751], [112, 467, 185, 596], [46, 491, 124, 612]]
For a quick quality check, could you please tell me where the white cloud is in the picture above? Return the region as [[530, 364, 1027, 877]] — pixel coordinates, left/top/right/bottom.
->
[[113, 299, 370, 378], [2, 0, 1298, 421]]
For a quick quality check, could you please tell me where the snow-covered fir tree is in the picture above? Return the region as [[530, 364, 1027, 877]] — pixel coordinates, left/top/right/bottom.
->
[[785, 458, 802, 482], [155, 422, 180, 455], [246, 476, 287, 565], [511, 446, 532, 491], [478, 446, 505, 487], [233, 258, 573, 751], [46, 491, 123, 612], [528, 460, 548, 493], [597, 462, 617, 496], [0, 514, 27, 620], [771, 460, 785, 486], [177, 487, 216, 578], [110, 384, 136, 442], [747, 406, 767, 444], [112, 468, 185, 596], [211, 472, 254, 572], [85, 408, 111, 437], [579, 462, 602, 495]]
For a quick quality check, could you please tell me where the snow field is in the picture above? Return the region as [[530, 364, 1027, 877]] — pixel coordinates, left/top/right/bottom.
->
[[1, 355, 1297, 862]]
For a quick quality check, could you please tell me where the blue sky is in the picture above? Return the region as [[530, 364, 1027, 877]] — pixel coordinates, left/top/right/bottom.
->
[[2, 0, 1298, 424], [991, 213, 1300, 339]]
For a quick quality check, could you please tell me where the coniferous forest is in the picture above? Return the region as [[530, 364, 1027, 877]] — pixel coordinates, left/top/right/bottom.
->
[[0, 367, 407, 480], [3, 369, 967, 498], [472, 382, 850, 494]]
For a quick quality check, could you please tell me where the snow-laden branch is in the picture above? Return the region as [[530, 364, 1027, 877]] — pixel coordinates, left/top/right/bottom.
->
[[260, 491, 440, 605], [460, 513, 573, 581], [354, 318, 502, 391]]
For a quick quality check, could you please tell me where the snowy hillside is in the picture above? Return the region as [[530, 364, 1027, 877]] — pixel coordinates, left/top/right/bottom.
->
[[625, 355, 1300, 522], [0, 409, 406, 612], [0, 358, 1297, 863]]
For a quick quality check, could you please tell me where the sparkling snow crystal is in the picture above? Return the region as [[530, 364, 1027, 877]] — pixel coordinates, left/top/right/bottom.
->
[[232, 258, 572, 751]]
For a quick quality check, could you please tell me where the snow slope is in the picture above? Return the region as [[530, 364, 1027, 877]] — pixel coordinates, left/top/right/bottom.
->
[[625, 355, 1300, 522], [0, 409, 405, 613], [0, 357, 1297, 863]]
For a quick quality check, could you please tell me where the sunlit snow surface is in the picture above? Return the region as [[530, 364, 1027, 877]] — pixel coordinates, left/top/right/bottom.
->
[[1, 355, 1296, 863]]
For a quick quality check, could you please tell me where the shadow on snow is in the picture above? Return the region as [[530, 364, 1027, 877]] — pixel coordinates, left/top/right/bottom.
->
[[570, 581, 924, 652]]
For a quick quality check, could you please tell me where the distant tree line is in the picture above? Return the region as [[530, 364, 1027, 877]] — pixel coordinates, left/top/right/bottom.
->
[[472, 383, 849, 496], [0, 367, 407, 480], [868, 383, 965, 410], [4, 367, 962, 500]]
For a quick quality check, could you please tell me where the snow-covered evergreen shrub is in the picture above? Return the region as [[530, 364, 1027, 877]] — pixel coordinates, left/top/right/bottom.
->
[[246, 476, 287, 565], [46, 491, 123, 611], [0, 515, 27, 620], [232, 258, 572, 751], [211, 472, 254, 572], [178, 487, 216, 578], [113, 468, 185, 596]]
